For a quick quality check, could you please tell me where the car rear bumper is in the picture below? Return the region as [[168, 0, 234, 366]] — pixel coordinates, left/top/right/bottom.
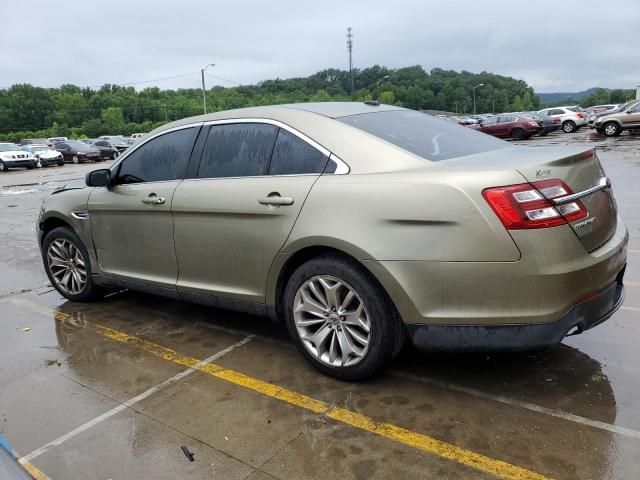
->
[[405, 269, 625, 351]]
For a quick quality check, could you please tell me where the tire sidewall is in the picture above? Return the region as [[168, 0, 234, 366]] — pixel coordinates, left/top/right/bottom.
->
[[563, 120, 576, 133], [511, 128, 524, 140], [283, 254, 398, 381], [42, 226, 100, 302], [603, 122, 619, 137]]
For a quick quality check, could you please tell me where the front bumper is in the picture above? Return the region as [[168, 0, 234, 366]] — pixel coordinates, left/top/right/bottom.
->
[[2, 158, 36, 168], [406, 269, 625, 351]]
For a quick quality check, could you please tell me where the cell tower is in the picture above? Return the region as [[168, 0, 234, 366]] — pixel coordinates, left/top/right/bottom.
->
[[347, 27, 354, 95]]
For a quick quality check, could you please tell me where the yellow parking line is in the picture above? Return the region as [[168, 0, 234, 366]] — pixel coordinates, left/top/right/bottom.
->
[[19, 459, 52, 480], [8, 298, 551, 480]]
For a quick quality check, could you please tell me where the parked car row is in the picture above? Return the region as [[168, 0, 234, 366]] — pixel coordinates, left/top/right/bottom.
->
[[588, 100, 640, 136], [0, 134, 145, 171]]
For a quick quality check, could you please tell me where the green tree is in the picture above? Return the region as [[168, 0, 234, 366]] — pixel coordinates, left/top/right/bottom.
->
[[512, 95, 523, 111], [379, 90, 396, 105], [101, 107, 125, 134]]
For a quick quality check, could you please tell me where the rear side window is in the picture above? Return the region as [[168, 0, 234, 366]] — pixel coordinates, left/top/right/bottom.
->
[[269, 129, 328, 175], [338, 110, 507, 161], [116, 127, 197, 184], [198, 124, 278, 178], [567, 107, 583, 112]]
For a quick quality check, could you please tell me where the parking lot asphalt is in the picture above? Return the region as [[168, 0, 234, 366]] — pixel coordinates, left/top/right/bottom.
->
[[1, 128, 639, 479]]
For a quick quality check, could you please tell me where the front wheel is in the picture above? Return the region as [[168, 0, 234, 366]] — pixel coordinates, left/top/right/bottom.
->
[[0, 160, 6, 172], [603, 122, 621, 137], [283, 254, 402, 381], [562, 120, 576, 133], [42, 227, 104, 302], [112, 151, 120, 160], [72, 156, 79, 164]]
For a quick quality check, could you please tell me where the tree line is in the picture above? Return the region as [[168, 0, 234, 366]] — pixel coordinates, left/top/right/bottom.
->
[[1, 65, 547, 142]]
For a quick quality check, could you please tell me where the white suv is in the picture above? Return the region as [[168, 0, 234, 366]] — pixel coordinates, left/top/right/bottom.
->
[[537, 106, 587, 133]]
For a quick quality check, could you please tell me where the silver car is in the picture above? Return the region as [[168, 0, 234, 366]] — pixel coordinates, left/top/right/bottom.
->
[[38, 102, 627, 380]]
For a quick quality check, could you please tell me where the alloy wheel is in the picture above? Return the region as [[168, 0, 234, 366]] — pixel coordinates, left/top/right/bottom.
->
[[72, 156, 79, 163], [47, 238, 87, 295], [604, 124, 618, 136], [0, 161, 5, 171], [293, 275, 371, 368]]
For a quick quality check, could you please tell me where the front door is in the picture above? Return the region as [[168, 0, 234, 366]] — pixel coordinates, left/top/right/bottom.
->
[[173, 123, 329, 303], [89, 126, 200, 288]]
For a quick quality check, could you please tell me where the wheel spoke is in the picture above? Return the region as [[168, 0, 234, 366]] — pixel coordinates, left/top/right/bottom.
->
[[306, 323, 332, 348], [308, 280, 328, 308], [318, 277, 339, 308], [295, 290, 328, 318], [336, 328, 355, 364]]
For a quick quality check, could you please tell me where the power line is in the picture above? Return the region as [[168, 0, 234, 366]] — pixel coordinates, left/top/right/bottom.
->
[[204, 72, 241, 86]]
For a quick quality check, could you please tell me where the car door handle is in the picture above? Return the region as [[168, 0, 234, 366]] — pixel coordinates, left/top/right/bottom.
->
[[258, 194, 294, 206], [141, 194, 165, 205]]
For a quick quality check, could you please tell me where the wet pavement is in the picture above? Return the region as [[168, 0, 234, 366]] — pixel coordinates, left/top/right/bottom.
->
[[1, 128, 639, 479]]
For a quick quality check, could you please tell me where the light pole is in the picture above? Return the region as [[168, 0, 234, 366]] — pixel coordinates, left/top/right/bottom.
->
[[201, 63, 215, 114], [472, 83, 484, 115], [161, 104, 168, 122], [375, 75, 389, 89]]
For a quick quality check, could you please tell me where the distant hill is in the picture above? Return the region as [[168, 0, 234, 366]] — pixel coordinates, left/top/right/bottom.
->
[[537, 88, 599, 105]]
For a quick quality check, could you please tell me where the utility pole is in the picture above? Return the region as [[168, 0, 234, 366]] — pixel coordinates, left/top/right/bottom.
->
[[161, 104, 168, 122], [347, 27, 354, 95], [201, 63, 215, 114]]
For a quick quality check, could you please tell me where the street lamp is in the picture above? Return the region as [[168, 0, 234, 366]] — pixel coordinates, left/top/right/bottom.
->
[[375, 75, 390, 88], [472, 83, 484, 115], [201, 63, 215, 114]]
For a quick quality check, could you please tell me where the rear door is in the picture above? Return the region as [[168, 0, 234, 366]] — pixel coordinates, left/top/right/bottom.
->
[[622, 102, 640, 127], [172, 121, 329, 303], [516, 148, 617, 252]]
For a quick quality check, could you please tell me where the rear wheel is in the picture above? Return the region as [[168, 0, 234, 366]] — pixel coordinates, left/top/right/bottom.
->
[[562, 120, 576, 133], [511, 128, 525, 140], [42, 227, 103, 302], [283, 253, 402, 381], [603, 122, 621, 137], [0, 160, 6, 172], [72, 156, 79, 164]]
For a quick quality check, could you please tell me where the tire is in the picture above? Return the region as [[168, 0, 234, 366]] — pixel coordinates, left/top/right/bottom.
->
[[283, 253, 402, 381], [540, 131, 548, 136], [0, 160, 6, 172], [58, 161, 64, 167], [27, 165, 35, 170], [42, 227, 104, 302], [72, 156, 79, 164], [36, 160, 42, 168], [603, 122, 621, 137], [511, 128, 525, 140], [112, 151, 120, 160], [562, 120, 576, 133]]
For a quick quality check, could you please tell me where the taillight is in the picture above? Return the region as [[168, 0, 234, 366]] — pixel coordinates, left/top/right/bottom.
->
[[551, 117, 559, 124], [527, 121, 539, 127], [482, 179, 588, 229], [577, 112, 585, 118]]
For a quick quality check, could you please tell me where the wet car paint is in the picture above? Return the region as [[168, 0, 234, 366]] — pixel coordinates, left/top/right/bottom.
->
[[0, 129, 639, 479]]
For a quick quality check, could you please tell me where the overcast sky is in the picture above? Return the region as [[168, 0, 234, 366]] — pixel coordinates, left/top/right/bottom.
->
[[1, 0, 638, 93]]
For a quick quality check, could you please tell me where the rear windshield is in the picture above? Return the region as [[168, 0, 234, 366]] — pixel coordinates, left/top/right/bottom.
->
[[567, 106, 583, 112], [337, 110, 508, 161]]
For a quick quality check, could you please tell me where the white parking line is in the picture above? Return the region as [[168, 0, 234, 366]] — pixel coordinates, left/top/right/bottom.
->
[[624, 280, 640, 287], [390, 370, 640, 440], [622, 306, 640, 312], [19, 335, 254, 463]]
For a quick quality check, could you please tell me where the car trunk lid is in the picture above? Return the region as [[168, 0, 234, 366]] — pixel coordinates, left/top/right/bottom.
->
[[515, 147, 617, 252]]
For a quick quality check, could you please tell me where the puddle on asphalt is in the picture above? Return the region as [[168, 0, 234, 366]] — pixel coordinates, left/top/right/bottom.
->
[[0, 177, 84, 196]]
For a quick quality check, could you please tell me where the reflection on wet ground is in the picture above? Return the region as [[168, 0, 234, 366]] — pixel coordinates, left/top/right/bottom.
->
[[1, 130, 639, 479]]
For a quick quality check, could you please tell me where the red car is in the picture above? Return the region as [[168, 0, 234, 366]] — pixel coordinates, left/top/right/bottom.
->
[[470, 115, 543, 140]]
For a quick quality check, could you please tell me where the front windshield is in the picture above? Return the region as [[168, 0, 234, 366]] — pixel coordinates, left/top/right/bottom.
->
[[0, 143, 19, 152], [31, 146, 49, 152], [338, 110, 508, 161]]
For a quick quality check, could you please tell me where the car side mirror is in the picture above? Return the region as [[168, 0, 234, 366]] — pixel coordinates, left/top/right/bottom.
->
[[86, 169, 111, 187]]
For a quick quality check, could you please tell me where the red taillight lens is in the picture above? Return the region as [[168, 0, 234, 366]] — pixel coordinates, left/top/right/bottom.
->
[[577, 112, 584, 118], [552, 117, 559, 124], [482, 179, 588, 230]]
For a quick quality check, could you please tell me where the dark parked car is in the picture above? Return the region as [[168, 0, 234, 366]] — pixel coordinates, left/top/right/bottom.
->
[[54, 140, 102, 163], [469, 115, 543, 139], [100, 139, 129, 153], [92, 140, 122, 159], [519, 113, 560, 136]]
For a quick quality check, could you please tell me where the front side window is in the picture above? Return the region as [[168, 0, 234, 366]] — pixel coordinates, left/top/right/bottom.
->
[[116, 127, 197, 184], [269, 129, 328, 175], [628, 103, 640, 113], [197, 123, 278, 178], [339, 110, 507, 161]]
